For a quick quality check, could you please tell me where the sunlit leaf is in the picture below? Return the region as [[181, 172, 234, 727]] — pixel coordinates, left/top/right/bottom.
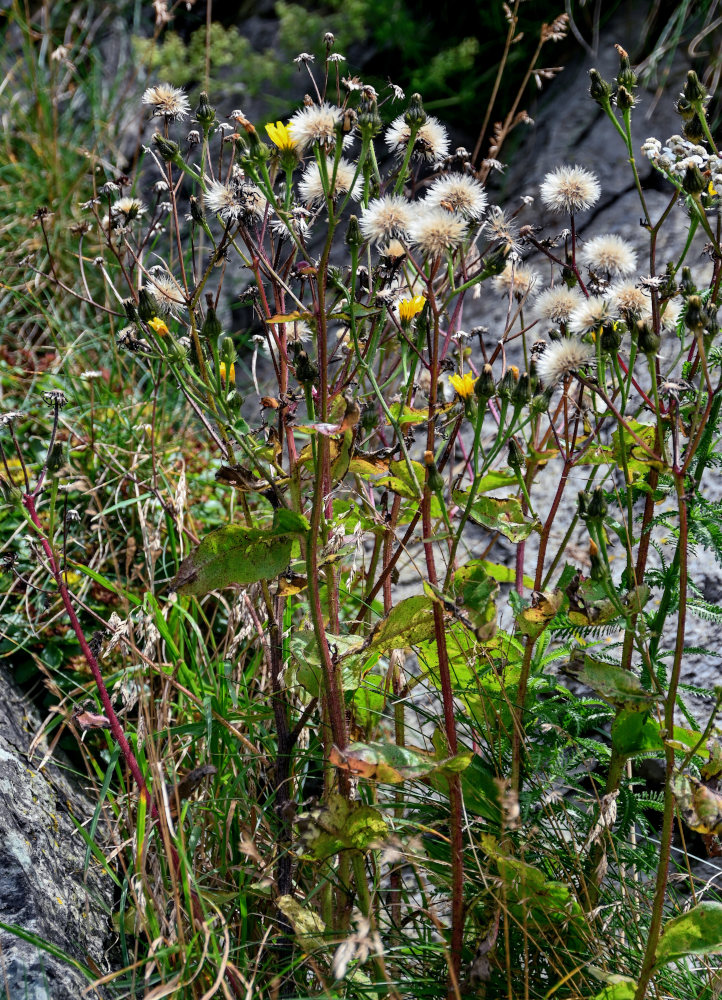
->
[[366, 595, 438, 653], [656, 901, 722, 964], [171, 524, 293, 595], [452, 491, 540, 542]]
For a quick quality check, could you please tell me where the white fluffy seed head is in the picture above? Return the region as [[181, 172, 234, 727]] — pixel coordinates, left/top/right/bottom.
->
[[147, 271, 185, 316], [359, 195, 412, 244], [425, 173, 487, 219], [569, 295, 618, 335], [535, 338, 596, 387], [385, 115, 450, 162], [534, 285, 585, 324], [407, 206, 468, 257], [142, 83, 191, 120], [608, 281, 652, 323], [540, 164, 601, 214], [579, 234, 638, 277], [298, 158, 362, 203], [288, 102, 342, 152]]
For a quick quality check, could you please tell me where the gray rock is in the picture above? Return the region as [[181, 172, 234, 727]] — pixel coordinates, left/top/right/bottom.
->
[[0, 667, 112, 999]]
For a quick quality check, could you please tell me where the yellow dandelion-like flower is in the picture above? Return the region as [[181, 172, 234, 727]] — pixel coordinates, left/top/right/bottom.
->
[[265, 121, 297, 152], [147, 316, 169, 336], [398, 295, 425, 322], [219, 362, 236, 384], [449, 372, 477, 400]]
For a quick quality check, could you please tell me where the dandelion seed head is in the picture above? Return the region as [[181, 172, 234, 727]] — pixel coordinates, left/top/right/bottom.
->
[[407, 206, 468, 257], [580, 234, 638, 277], [141, 83, 190, 121], [111, 197, 146, 221], [288, 102, 342, 152], [608, 281, 652, 323], [534, 285, 584, 324], [147, 271, 185, 316], [660, 296, 683, 331], [385, 115, 450, 163], [298, 158, 362, 203], [425, 173, 487, 219], [569, 295, 618, 335], [535, 338, 596, 387], [540, 164, 601, 214], [359, 195, 412, 244], [484, 205, 522, 255]]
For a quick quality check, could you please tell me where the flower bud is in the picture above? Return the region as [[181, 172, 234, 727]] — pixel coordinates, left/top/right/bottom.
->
[[600, 321, 622, 354], [47, 442, 64, 475], [683, 70, 707, 105], [578, 490, 591, 520], [475, 363, 496, 401], [497, 368, 518, 400], [345, 215, 362, 249], [152, 133, 181, 163], [123, 297, 139, 324], [196, 91, 216, 129], [589, 539, 608, 581], [675, 95, 695, 122], [615, 46, 637, 90], [507, 438, 524, 472], [190, 195, 205, 225], [201, 300, 222, 341], [137, 288, 156, 322], [404, 93, 427, 128], [530, 387, 554, 414], [588, 487, 607, 522], [682, 163, 706, 196], [615, 85, 635, 111], [511, 371, 532, 408], [589, 68, 612, 107], [424, 450, 445, 494], [683, 115, 706, 144], [635, 320, 660, 355], [685, 294, 705, 332], [295, 350, 318, 384], [358, 93, 382, 138], [681, 267, 697, 296]]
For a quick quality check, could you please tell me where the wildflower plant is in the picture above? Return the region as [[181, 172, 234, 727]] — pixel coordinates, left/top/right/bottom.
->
[[5, 27, 722, 1000]]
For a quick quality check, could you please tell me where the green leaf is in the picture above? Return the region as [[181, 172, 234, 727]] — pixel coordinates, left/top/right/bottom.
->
[[656, 902, 722, 964], [588, 985, 637, 1000], [452, 560, 498, 638], [376, 459, 426, 498], [387, 402, 453, 425], [297, 794, 388, 858], [273, 508, 309, 533], [330, 740, 471, 784], [289, 631, 368, 697], [366, 595, 438, 653], [452, 491, 539, 542], [171, 524, 293, 595]]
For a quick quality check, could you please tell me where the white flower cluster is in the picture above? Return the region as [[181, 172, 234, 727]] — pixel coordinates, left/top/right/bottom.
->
[[641, 134, 722, 189]]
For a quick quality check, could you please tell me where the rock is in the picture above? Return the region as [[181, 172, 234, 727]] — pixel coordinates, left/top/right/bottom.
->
[[0, 667, 112, 999]]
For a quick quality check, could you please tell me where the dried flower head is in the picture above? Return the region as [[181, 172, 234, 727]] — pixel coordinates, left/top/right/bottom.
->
[[286, 320, 312, 345], [535, 338, 595, 386], [540, 164, 601, 214], [484, 205, 522, 256], [385, 114, 450, 163], [204, 170, 267, 224], [534, 285, 584, 324], [660, 296, 682, 331], [271, 205, 311, 240], [359, 195, 412, 244], [608, 281, 652, 323], [112, 197, 146, 221], [425, 173, 487, 219], [147, 270, 186, 317], [493, 261, 539, 298], [142, 83, 190, 121], [288, 102, 342, 153], [299, 158, 362, 203], [569, 295, 618, 335], [407, 206, 467, 257], [579, 234, 638, 277]]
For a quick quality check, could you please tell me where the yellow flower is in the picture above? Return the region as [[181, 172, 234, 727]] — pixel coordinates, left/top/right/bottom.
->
[[449, 371, 478, 400], [709, 180, 718, 197], [265, 121, 296, 152], [147, 316, 169, 336], [398, 295, 425, 323], [219, 361, 236, 385]]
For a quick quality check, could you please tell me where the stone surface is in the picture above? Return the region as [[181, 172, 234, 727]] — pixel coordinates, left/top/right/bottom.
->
[[0, 667, 112, 999]]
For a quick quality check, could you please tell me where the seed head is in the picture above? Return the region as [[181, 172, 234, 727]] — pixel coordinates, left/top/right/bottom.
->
[[425, 173, 487, 219], [385, 114, 450, 163], [569, 295, 618, 335], [298, 158, 362, 203], [288, 102, 342, 153], [540, 164, 601, 214], [493, 261, 539, 299], [534, 285, 584, 324], [608, 281, 651, 323], [535, 338, 595, 387], [142, 83, 191, 121], [407, 206, 467, 257], [579, 234, 637, 277], [359, 195, 412, 244]]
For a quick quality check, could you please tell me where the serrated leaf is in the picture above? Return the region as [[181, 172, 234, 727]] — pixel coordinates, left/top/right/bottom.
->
[[366, 595, 438, 653], [452, 491, 539, 542], [171, 525, 292, 595], [567, 652, 659, 707], [516, 589, 564, 639], [655, 901, 722, 964]]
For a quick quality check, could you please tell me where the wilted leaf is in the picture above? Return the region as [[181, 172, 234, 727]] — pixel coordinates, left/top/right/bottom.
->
[[330, 740, 471, 784], [387, 402, 454, 425], [674, 774, 722, 835], [516, 589, 564, 639], [453, 491, 539, 542], [656, 901, 722, 964], [171, 524, 294, 596], [366, 595, 438, 653], [452, 560, 498, 639], [277, 895, 326, 951], [297, 794, 388, 858], [376, 459, 425, 499]]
